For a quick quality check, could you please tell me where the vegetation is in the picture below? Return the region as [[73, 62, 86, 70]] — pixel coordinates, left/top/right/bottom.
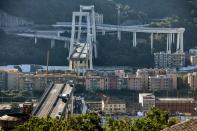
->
[[105, 107, 177, 131], [0, 90, 31, 97], [13, 107, 178, 131]]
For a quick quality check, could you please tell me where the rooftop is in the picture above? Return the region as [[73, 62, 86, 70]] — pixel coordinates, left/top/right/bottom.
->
[[162, 119, 197, 131], [157, 98, 195, 102], [103, 97, 125, 105]]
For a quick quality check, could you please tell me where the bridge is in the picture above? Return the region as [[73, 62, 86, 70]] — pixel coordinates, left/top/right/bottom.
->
[[15, 5, 185, 71], [33, 83, 74, 118]]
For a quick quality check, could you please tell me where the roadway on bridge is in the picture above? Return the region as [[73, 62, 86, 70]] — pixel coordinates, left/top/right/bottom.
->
[[36, 84, 64, 118], [50, 84, 73, 118]]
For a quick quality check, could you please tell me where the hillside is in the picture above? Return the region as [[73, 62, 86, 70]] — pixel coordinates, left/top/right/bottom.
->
[[0, 0, 196, 67]]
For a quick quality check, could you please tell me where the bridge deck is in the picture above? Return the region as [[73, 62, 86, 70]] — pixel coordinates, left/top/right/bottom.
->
[[36, 84, 64, 118], [50, 84, 73, 118], [53, 22, 185, 33]]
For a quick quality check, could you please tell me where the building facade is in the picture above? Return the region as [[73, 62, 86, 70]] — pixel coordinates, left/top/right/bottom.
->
[[188, 72, 197, 90], [154, 52, 185, 68], [127, 76, 144, 90], [190, 55, 197, 66], [139, 93, 155, 112], [149, 74, 177, 90], [155, 98, 196, 115], [102, 97, 126, 114]]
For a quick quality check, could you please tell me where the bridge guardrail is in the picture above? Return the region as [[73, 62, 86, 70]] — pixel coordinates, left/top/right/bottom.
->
[[32, 82, 54, 115]]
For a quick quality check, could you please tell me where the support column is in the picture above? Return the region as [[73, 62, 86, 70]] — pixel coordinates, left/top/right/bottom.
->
[[87, 14, 93, 70], [169, 33, 172, 54], [92, 8, 96, 43], [117, 31, 121, 40], [166, 34, 169, 53], [150, 33, 153, 53], [57, 31, 61, 37], [133, 32, 137, 47], [172, 33, 175, 43], [51, 39, 55, 48], [77, 9, 82, 41], [167, 33, 172, 54], [69, 60, 73, 70], [69, 13, 76, 59], [34, 37, 37, 44], [102, 30, 106, 35], [176, 33, 180, 51], [180, 33, 184, 52], [94, 43, 98, 58], [64, 41, 68, 49]]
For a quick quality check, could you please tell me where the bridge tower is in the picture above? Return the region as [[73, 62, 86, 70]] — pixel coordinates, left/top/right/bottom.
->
[[79, 5, 97, 58], [69, 9, 94, 71]]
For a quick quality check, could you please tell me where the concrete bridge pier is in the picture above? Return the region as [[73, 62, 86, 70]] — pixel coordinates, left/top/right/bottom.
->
[[133, 32, 137, 47], [180, 33, 184, 52], [51, 39, 55, 48], [117, 31, 121, 40], [34, 37, 37, 44], [166, 33, 173, 54], [94, 43, 98, 58], [150, 33, 154, 53], [102, 30, 106, 35]]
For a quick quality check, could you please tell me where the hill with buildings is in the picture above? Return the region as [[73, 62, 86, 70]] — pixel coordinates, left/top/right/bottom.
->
[[0, 0, 196, 67]]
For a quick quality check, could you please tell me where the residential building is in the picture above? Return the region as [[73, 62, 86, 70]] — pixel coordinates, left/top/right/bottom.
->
[[115, 69, 125, 78], [139, 93, 155, 112], [0, 70, 7, 90], [86, 101, 102, 111], [155, 98, 196, 115], [108, 75, 118, 89], [85, 76, 107, 90], [7, 69, 19, 90], [127, 76, 144, 90], [135, 68, 176, 90], [190, 55, 197, 65], [154, 51, 185, 68], [136, 68, 167, 77], [102, 97, 126, 114], [188, 72, 197, 90], [117, 77, 127, 89], [149, 74, 177, 90], [189, 48, 197, 55]]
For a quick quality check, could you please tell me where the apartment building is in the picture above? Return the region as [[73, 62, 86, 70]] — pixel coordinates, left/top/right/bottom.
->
[[155, 98, 196, 115], [0, 70, 7, 90], [154, 51, 185, 68], [115, 69, 125, 78], [127, 76, 144, 90], [139, 93, 155, 112], [189, 48, 197, 55], [7, 69, 19, 90], [188, 72, 197, 90], [102, 97, 126, 114], [149, 74, 177, 90], [117, 77, 127, 89], [85, 76, 108, 90], [190, 55, 197, 66]]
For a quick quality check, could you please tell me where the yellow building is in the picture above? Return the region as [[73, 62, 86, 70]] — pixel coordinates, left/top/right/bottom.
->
[[188, 72, 197, 90], [102, 97, 126, 114]]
